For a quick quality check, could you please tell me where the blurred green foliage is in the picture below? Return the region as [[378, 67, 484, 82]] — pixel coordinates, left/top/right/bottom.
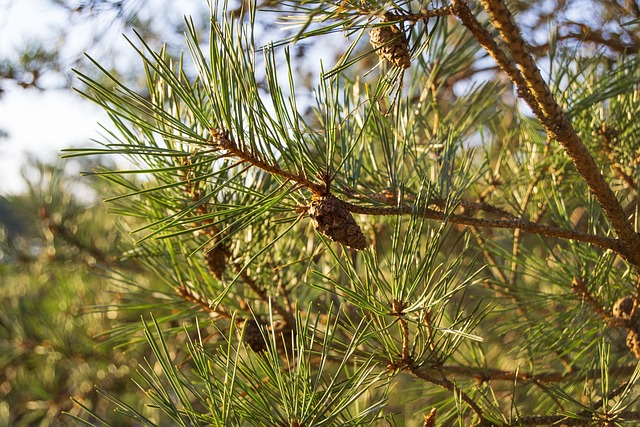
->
[[0, 161, 151, 426]]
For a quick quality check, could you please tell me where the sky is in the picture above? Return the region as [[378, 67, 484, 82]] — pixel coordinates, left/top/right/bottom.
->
[[0, 0, 211, 195], [0, 0, 338, 195], [0, 0, 115, 194], [0, 0, 610, 195]]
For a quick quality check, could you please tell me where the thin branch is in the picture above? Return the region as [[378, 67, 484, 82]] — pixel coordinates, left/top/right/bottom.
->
[[176, 285, 234, 320], [236, 268, 293, 326], [341, 200, 626, 257], [208, 128, 326, 195], [532, 25, 640, 55], [359, 188, 519, 220], [475, 0, 640, 266], [181, 160, 293, 326], [449, 0, 545, 120], [516, 415, 587, 426], [439, 365, 566, 384], [518, 411, 640, 426], [408, 365, 494, 426]]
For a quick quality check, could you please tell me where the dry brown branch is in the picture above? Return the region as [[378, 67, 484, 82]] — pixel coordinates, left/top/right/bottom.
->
[[408, 365, 492, 426], [532, 25, 640, 55], [176, 285, 234, 319], [436, 363, 640, 385], [208, 128, 327, 195], [518, 411, 640, 426], [341, 199, 626, 257], [474, 0, 640, 266], [450, 0, 545, 120]]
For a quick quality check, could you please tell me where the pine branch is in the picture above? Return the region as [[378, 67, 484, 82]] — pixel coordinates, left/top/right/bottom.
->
[[236, 268, 293, 325], [532, 25, 640, 55], [386, 6, 454, 23], [176, 285, 233, 320], [472, 0, 640, 266], [341, 200, 626, 258], [208, 127, 326, 195], [518, 411, 640, 426], [450, 0, 544, 120], [408, 365, 494, 426]]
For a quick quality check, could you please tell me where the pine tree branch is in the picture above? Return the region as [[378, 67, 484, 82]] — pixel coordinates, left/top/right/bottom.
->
[[236, 268, 294, 326], [347, 188, 519, 220], [477, 0, 563, 123], [388, 300, 492, 425], [532, 25, 640, 55], [437, 364, 637, 385], [395, 301, 411, 363], [439, 365, 566, 384], [176, 285, 234, 320], [341, 200, 626, 258], [386, 6, 454, 23], [450, 0, 545, 120], [408, 365, 494, 426], [182, 167, 293, 326], [206, 124, 625, 259], [518, 411, 640, 426], [208, 128, 326, 196], [474, 0, 640, 266], [516, 415, 585, 426]]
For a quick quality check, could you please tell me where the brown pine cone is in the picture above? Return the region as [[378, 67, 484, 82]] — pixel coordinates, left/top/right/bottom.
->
[[242, 319, 267, 352], [308, 195, 367, 250], [369, 20, 411, 69], [613, 296, 635, 320], [627, 330, 640, 359], [204, 245, 227, 279]]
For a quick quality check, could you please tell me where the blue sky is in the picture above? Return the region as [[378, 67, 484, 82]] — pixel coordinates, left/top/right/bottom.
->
[[0, 0, 212, 194], [0, 0, 339, 194]]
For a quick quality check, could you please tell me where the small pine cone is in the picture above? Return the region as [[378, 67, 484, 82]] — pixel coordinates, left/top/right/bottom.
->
[[613, 296, 635, 320], [204, 244, 227, 279], [308, 195, 367, 250], [423, 407, 437, 427], [627, 330, 640, 359], [369, 21, 411, 69], [243, 319, 267, 352]]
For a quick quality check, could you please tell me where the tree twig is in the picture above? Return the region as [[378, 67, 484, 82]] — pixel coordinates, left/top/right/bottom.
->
[[409, 365, 494, 426], [341, 200, 626, 258], [474, 0, 640, 266], [208, 128, 326, 195]]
